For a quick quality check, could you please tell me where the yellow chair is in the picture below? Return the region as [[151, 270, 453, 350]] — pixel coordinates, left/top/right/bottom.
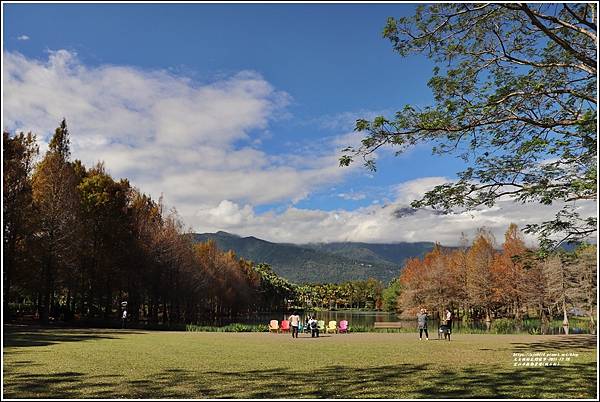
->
[[269, 320, 279, 333], [326, 320, 338, 334]]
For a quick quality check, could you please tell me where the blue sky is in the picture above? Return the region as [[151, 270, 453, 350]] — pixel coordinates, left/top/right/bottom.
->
[[4, 3, 580, 245]]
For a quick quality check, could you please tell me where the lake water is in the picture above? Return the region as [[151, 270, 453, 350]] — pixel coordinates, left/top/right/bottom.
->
[[206, 310, 398, 327], [207, 311, 591, 334]]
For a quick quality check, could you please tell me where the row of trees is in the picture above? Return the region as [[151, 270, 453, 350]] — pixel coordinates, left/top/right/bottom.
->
[[395, 224, 597, 332], [295, 279, 384, 310], [3, 122, 296, 325]]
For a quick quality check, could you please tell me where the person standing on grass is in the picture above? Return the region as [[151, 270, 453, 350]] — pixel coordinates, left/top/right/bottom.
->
[[288, 311, 301, 338], [417, 308, 428, 340], [308, 315, 319, 338], [445, 308, 453, 332]]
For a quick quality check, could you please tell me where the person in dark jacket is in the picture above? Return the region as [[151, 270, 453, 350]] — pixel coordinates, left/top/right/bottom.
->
[[417, 308, 429, 340], [308, 316, 319, 338]]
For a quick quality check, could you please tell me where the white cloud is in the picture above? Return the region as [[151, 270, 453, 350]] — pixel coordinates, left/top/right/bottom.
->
[[191, 177, 596, 247], [5, 51, 593, 247], [16, 35, 30, 41], [337, 191, 367, 201], [393, 176, 449, 204], [3, 50, 358, 216]]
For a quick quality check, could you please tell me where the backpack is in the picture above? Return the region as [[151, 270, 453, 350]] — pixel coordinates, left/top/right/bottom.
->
[[310, 320, 317, 329]]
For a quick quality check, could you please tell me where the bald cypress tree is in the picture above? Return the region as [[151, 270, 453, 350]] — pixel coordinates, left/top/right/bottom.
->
[[31, 119, 81, 323], [3, 130, 38, 319]]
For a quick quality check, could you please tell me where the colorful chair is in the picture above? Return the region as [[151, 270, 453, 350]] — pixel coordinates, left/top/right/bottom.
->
[[317, 320, 326, 332], [280, 319, 290, 333], [339, 320, 349, 334], [269, 320, 279, 333], [326, 320, 338, 334]]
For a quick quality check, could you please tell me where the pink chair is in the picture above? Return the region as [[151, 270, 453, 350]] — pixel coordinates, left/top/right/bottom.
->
[[339, 320, 349, 334], [280, 320, 290, 333]]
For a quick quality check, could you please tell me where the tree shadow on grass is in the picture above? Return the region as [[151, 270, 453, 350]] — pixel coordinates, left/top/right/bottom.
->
[[4, 361, 596, 399], [3, 326, 145, 348], [4, 371, 86, 399], [3, 333, 597, 399], [511, 335, 597, 352]]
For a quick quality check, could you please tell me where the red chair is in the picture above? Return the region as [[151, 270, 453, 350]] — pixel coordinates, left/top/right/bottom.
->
[[280, 320, 290, 333], [339, 320, 349, 334]]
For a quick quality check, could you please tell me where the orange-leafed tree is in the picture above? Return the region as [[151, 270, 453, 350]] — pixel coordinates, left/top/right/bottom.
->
[[491, 224, 528, 321], [420, 244, 451, 321], [446, 247, 468, 319], [398, 257, 427, 316], [466, 229, 497, 322]]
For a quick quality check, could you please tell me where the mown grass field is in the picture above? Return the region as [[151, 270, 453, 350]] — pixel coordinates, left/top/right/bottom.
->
[[3, 325, 597, 399]]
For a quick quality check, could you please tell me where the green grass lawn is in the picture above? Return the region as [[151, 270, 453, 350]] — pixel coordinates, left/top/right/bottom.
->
[[3, 325, 597, 399]]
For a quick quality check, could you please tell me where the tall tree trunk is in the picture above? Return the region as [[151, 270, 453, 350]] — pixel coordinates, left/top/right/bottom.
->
[[3, 234, 17, 321], [41, 253, 53, 325], [103, 275, 112, 320], [540, 304, 549, 335], [562, 299, 569, 334], [514, 301, 522, 332]]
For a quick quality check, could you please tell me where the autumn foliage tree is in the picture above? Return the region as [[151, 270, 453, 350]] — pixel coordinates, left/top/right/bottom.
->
[[31, 120, 82, 323], [3, 130, 38, 318], [3, 121, 298, 326], [491, 224, 528, 322], [392, 223, 596, 328]]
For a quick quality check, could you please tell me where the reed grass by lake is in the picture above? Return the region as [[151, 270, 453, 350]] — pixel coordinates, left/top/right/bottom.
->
[[189, 311, 593, 335]]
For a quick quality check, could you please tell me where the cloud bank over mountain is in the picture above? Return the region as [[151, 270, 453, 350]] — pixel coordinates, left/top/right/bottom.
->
[[5, 50, 593, 246]]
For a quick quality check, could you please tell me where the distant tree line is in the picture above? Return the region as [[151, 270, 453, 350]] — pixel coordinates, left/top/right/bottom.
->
[[3, 121, 297, 326], [295, 279, 384, 310], [393, 224, 597, 332]]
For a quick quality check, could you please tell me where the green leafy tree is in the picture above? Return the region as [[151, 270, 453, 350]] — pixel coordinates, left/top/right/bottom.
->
[[341, 3, 597, 249], [382, 278, 402, 312]]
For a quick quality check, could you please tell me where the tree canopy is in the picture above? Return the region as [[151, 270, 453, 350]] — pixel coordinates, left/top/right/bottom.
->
[[340, 3, 597, 249], [3, 122, 300, 324], [395, 223, 597, 333]]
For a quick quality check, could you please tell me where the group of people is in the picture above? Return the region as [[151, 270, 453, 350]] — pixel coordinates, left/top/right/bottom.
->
[[416, 308, 453, 340], [287, 312, 321, 338], [288, 308, 454, 341]]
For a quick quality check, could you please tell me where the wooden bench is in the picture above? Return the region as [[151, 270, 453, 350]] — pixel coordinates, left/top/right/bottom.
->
[[373, 322, 405, 329]]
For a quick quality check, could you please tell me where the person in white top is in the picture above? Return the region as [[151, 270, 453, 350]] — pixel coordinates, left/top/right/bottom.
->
[[288, 311, 301, 338], [445, 308, 453, 332]]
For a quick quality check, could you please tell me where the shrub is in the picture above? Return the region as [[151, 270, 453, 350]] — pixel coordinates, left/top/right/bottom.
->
[[492, 318, 516, 334], [185, 323, 268, 333], [348, 325, 370, 333]]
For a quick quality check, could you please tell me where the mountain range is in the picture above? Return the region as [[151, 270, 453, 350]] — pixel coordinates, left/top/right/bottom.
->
[[192, 231, 436, 284]]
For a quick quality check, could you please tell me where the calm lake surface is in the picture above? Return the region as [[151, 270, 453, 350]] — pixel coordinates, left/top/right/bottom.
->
[[208, 310, 591, 334]]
